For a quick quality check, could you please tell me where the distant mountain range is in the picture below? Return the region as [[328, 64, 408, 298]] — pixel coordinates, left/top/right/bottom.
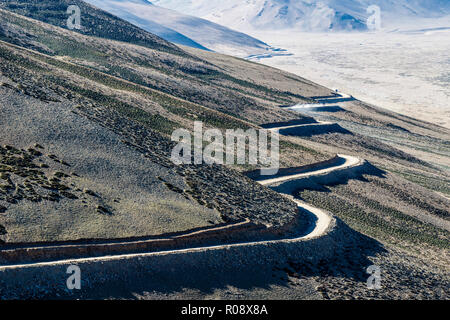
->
[[153, 0, 450, 32], [84, 0, 285, 57]]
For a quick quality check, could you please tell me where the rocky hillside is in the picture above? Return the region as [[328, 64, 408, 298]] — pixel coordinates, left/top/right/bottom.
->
[[0, 1, 448, 300], [0, 6, 327, 243]]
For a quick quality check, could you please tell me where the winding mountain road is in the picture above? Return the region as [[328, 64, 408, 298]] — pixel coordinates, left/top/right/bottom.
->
[[257, 154, 360, 239], [0, 154, 361, 269], [0, 76, 362, 269]]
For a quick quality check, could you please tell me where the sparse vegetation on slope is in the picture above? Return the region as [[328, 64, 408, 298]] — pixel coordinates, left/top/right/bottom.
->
[[0, 2, 448, 300]]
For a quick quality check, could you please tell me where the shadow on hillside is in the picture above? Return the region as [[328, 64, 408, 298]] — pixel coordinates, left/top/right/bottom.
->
[[268, 161, 386, 197], [294, 161, 387, 194], [300, 105, 345, 113], [286, 218, 388, 286], [260, 118, 318, 128], [278, 123, 353, 137]]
